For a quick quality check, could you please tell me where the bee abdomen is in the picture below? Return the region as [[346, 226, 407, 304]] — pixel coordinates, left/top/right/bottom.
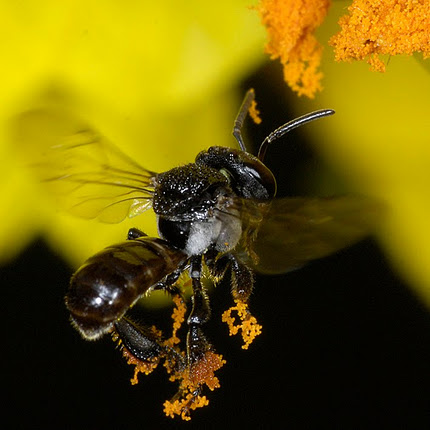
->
[[66, 237, 187, 340]]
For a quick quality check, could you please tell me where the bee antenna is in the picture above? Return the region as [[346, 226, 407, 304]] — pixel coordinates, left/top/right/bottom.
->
[[257, 109, 335, 162], [232, 88, 256, 152]]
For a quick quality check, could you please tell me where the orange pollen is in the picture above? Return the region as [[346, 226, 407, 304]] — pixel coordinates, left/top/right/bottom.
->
[[329, 0, 430, 72], [222, 299, 262, 349], [255, 0, 331, 98]]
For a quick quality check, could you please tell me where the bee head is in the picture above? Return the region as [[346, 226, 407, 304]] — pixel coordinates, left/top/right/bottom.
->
[[195, 146, 276, 200]]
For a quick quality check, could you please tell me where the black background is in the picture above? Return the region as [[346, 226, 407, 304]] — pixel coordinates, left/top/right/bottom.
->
[[3, 66, 430, 429]]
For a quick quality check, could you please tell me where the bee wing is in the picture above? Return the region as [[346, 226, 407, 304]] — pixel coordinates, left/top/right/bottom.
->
[[13, 108, 156, 223], [238, 195, 382, 274]]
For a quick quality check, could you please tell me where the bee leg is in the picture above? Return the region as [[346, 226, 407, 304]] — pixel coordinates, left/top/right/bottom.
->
[[112, 263, 189, 386], [188, 256, 210, 326], [203, 247, 217, 271], [163, 258, 226, 419], [127, 227, 147, 240], [204, 249, 231, 281], [114, 315, 164, 362], [153, 269, 182, 292], [153, 258, 189, 297], [230, 257, 254, 303], [221, 257, 262, 349], [170, 256, 225, 407], [113, 315, 184, 385]]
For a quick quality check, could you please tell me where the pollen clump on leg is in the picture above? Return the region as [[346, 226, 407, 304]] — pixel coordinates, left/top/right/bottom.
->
[[186, 350, 226, 390], [255, 0, 331, 98], [164, 294, 187, 347], [222, 300, 262, 349], [126, 354, 160, 385], [163, 394, 209, 421], [163, 350, 226, 420], [329, 0, 430, 72], [112, 326, 163, 384]]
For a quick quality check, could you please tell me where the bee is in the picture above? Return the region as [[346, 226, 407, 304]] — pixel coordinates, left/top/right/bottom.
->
[[16, 90, 379, 419]]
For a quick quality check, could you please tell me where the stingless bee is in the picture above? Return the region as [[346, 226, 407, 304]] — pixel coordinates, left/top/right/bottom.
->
[[17, 90, 380, 419]]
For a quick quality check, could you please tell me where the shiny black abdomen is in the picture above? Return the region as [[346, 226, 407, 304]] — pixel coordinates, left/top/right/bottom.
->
[[66, 237, 187, 339]]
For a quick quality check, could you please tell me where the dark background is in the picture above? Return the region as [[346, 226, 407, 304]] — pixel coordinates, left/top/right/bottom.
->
[[3, 66, 430, 429]]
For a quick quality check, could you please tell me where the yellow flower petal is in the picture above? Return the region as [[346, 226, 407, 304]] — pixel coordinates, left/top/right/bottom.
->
[[0, 1, 266, 266], [295, 1, 430, 305]]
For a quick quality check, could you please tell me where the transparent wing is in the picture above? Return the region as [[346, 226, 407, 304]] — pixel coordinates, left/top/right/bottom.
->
[[236, 195, 382, 274], [13, 108, 156, 223]]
